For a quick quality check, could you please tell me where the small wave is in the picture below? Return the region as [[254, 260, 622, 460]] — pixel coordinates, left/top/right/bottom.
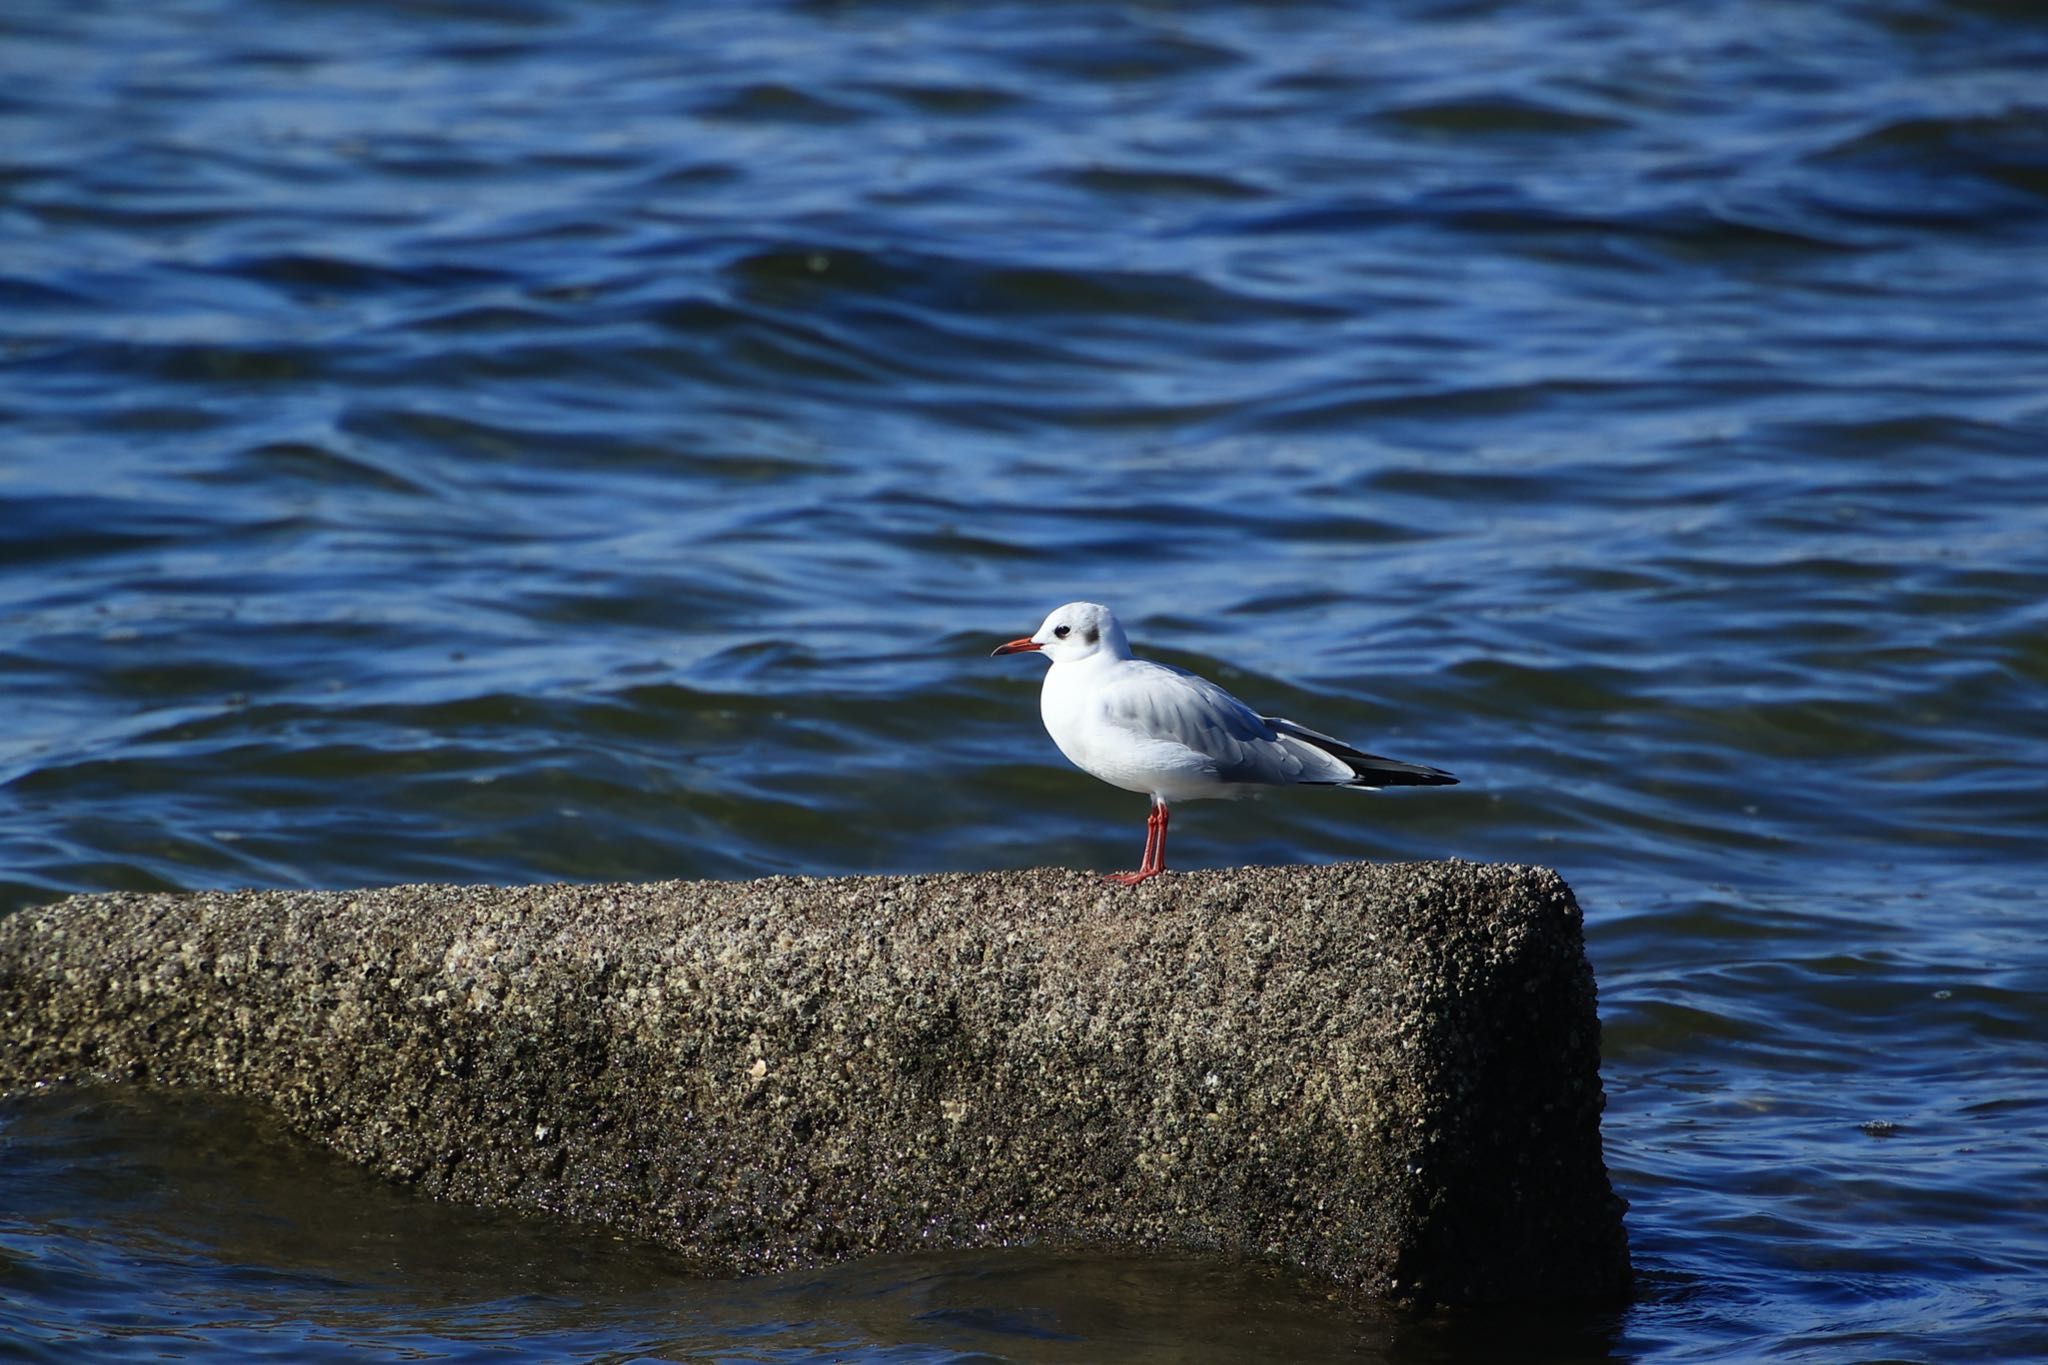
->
[[1377, 96, 1630, 138]]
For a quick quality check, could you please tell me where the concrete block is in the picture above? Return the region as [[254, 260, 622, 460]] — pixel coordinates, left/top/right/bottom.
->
[[0, 861, 1629, 1306]]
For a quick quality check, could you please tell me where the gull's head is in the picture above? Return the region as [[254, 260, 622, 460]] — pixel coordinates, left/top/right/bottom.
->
[[991, 601, 1131, 665]]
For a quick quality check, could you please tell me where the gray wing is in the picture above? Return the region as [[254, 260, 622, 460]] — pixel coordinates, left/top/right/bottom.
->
[[1096, 661, 1356, 786]]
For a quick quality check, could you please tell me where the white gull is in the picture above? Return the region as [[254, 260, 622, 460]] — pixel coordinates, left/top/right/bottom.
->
[[992, 601, 1457, 884]]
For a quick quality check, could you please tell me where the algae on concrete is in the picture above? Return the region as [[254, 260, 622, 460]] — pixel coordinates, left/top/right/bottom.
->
[[0, 860, 1629, 1306]]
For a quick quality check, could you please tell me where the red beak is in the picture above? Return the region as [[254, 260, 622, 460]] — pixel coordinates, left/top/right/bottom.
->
[[991, 637, 1042, 656]]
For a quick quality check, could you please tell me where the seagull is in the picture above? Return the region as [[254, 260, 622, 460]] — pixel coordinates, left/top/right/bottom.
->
[[992, 602, 1457, 885]]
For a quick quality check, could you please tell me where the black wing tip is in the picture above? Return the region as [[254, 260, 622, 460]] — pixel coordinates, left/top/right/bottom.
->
[[1333, 749, 1458, 787], [1352, 767, 1458, 787], [1262, 715, 1458, 787]]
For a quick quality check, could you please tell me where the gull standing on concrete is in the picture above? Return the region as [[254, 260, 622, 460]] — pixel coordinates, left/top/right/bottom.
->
[[992, 602, 1457, 885]]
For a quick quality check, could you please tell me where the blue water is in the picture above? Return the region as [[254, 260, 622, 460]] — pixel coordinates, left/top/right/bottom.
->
[[4, 0, 2048, 1359]]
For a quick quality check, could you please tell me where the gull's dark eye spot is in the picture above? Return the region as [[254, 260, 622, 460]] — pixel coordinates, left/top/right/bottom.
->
[[1054, 624, 1071, 638]]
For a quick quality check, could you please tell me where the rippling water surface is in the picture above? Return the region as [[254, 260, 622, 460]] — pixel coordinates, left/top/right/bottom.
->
[[4, 0, 2048, 1360]]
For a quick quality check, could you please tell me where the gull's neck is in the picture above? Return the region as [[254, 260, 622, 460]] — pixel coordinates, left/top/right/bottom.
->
[[1047, 646, 1130, 681]]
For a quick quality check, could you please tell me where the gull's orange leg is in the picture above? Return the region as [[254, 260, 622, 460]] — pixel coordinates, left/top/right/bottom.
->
[[1108, 798, 1169, 886]]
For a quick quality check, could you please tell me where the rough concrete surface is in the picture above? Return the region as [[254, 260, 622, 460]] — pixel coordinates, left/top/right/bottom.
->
[[0, 861, 1629, 1306]]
